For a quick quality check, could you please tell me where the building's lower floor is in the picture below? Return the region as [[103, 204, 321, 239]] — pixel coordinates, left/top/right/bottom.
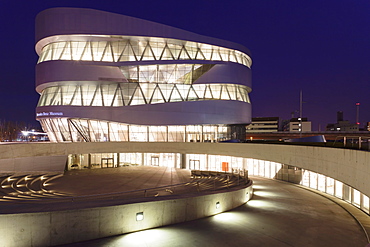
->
[[67, 151, 370, 215]]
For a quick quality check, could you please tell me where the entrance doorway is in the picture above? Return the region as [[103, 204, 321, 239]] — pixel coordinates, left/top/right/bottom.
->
[[101, 158, 114, 168], [189, 159, 200, 170], [151, 156, 159, 166]]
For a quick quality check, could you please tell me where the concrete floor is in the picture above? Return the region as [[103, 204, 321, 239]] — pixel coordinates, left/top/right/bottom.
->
[[1, 167, 369, 246], [57, 176, 369, 247]]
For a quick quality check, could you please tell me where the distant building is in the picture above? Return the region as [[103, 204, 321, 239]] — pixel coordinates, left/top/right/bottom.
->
[[284, 118, 311, 132], [326, 111, 359, 132], [366, 122, 370, 131], [246, 117, 281, 133]]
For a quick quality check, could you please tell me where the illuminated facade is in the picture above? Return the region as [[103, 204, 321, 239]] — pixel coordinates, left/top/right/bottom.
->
[[35, 8, 252, 142]]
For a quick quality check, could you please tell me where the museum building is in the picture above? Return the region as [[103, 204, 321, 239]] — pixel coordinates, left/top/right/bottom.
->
[[35, 8, 253, 142]]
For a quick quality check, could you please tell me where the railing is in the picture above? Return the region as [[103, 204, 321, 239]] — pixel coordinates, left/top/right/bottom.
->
[[333, 136, 370, 151]]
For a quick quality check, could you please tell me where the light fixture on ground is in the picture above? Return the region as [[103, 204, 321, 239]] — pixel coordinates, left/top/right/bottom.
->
[[136, 212, 144, 221]]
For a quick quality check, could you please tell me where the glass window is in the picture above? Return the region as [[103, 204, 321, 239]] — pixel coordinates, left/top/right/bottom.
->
[[37, 37, 252, 68], [353, 189, 361, 206], [362, 194, 369, 213], [335, 180, 343, 199], [326, 177, 335, 195]]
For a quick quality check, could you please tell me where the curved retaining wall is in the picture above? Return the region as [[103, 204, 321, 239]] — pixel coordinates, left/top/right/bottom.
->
[[0, 185, 252, 247], [0, 142, 369, 198]]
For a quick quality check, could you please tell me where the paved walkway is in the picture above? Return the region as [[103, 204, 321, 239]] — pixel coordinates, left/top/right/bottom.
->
[[52, 166, 192, 195], [59, 176, 369, 247], [0, 167, 193, 214], [1, 167, 369, 246]]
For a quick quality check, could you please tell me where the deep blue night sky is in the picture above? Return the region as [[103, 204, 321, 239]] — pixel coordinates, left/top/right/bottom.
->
[[0, 0, 369, 130]]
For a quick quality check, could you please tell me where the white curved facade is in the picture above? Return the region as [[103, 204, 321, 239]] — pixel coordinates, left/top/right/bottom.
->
[[35, 8, 252, 142]]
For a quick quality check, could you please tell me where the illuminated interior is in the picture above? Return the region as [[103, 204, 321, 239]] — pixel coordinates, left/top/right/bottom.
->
[[66, 152, 370, 215], [35, 8, 252, 143], [37, 36, 252, 68], [40, 118, 228, 142], [37, 82, 250, 107]]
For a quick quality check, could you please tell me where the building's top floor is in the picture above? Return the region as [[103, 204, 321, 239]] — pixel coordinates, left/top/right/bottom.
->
[[35, 8, 251, 57]]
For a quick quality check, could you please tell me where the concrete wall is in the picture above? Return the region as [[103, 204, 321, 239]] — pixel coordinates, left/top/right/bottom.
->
[[0, 142, 369, 197], [0, 186, 252, 247]]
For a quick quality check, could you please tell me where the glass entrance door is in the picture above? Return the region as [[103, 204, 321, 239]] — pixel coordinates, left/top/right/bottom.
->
[[101, 158, 114, 168], [189, 159, 200, 170], [151, 156, 159, 166]]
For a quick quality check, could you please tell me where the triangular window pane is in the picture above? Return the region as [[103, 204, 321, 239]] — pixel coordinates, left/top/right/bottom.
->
[[38, 48, 47, 63], [235, 86, 242, 101], [245, 91, 250, 103], [91, 41, 107, 61], [219, 50, 228, 61], [227, 85, 236, 100], [60, 42, 72, 60], [209, 84, 221, 99], [193, 84, 205, 99], [169, 85, 183, 102], [150, 42, 165, 60], [70, 86, 82, 106], [112, 85, 124, 106], [140, 44, 156, 61], [101, 42, 114, 62], [42, 47, 52, 62], [168, 43, 181, 59], [53, 42, 65, 60], [229, 51, 238, 63], [111, 41, 126, 62], [237, 53, 244, 64], [237, 87, 246, 102], [42, 87, 55, 106], [91, 85, 103, 106], [139, 65, 156, 83], [195, 48, 206, 60], [212, 49, 222, 61], [81, 84, 95, 106], [187, 86, 199, 101], [243, 56, 250, 67], [157, 68, 166, 82], [130, 85, 147, 105], [161, 64, 176, 83], [119, 42, 137, 61], [121, 83, 137, 104], [50, 87, 62, 105], [116, 41, 128, 62], [150, 85, 166, 104], [186, 47, 197, 59], [70, 119, 90, 142], [142, 83, 156, 103], [102, 84, 118, 106], [174, 84, 189, 100], [202, 47, 212, 60], [204, 85, 213, 99], [158, 84, 172, 100], [160, 44, 175, 60], [71, 42, 85, 60], [178, 46, 191, 60], [81, 42, 93, 61], [220, 85, 231, 100]]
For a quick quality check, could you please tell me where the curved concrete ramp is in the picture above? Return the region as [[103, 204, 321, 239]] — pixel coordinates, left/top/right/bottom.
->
[[63, 177, 368, 247]]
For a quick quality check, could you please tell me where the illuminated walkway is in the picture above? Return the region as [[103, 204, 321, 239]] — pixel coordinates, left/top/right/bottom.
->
[[60, 177, 369, 247]]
